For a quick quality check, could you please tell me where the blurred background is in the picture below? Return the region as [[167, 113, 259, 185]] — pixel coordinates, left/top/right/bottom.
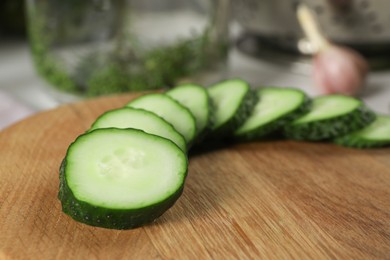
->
[[0, 0, 389, 130]]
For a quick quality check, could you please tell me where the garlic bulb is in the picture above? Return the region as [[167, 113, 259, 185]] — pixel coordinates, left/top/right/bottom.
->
[[313, 45, 368, 95], [297, 4, 368, 96]]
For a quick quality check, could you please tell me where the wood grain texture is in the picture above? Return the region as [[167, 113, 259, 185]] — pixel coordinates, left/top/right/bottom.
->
[[0, 93, 389, 259]]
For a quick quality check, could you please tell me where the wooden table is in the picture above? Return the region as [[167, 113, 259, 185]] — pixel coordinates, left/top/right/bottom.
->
[[1, 94, 389, 259]]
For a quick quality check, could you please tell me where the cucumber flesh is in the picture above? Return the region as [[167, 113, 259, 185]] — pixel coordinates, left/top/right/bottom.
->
[[235, 87, 310, 139], [334, 115, 390, 148], [294, 95, 359, 124], [166, 84, 211, 136], [89, 107, 187, 151], [59, 128, 188, 229], [284, 95, 376, 140], [126, 93, 197, 144], [208, 79, 258, 138]]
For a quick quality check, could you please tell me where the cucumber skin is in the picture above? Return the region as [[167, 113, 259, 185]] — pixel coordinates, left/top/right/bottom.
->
[[209, 89, 259, 139], [235, 95, 312, 140], [334, 115, 390, 148], [58, 159, 186, 230], [334, 136, 390, 148], [284, 103, 376, 141], [126, 93, 197, 145], [194, 95, 214, 143], [167, 85, 214, 145], [89, 107, 188, 152]]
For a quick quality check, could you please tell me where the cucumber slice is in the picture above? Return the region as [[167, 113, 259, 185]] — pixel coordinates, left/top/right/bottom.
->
[[58, 128, 188, 229], [234, 87, 310, 140], [208, 79, 258, 138], [126, 93, 197, 144], [166, 84, 212, 136], [284, 95, 376, 140], [89, 107, 187, 151], [334, 115, 390, 148]]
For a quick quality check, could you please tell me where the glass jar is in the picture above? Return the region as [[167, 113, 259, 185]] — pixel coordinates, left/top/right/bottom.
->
[[26, 0, 230, 98]]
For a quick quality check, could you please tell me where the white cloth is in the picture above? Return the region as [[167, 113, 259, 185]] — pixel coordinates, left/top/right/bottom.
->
[[0, 90, 35, 130]]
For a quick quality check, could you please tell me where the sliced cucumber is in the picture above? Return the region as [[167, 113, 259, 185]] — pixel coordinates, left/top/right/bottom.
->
[[58, 128, 188, 229], [89, 107, 187, 151], [208, 79, 258, 138], [334, 115, 390, 148], [166, 84, 212, 136], [284, 95, 376, 140], [126, 93, 197, 144], [234, 87, 310, 140]]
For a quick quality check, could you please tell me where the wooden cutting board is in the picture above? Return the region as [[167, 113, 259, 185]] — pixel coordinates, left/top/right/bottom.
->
[[1, 93, 389, 259]]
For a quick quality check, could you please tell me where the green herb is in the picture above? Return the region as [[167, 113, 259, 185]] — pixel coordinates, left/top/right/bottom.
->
[[26, 1, 227, 97], [26, 1, 78, 94], [85, 35, 221, 96]]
